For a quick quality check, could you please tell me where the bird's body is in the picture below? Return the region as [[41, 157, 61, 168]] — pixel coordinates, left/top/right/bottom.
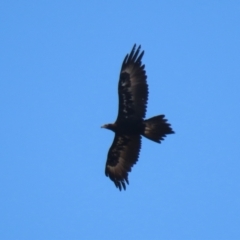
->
[[102, 120, 143, 135], [102, 45, 174, 190]]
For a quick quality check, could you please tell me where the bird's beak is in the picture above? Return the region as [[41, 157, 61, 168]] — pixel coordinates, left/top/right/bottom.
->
[[101, 125, 106, 128]]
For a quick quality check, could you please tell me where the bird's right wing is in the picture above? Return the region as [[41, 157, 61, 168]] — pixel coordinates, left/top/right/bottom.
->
[[105, 134, 141, 190]]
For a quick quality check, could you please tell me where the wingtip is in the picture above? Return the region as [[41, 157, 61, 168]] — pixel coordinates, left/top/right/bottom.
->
[[114, 178, 128, 191]]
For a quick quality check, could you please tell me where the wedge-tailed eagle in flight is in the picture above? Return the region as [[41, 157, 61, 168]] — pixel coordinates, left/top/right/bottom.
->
[[102, 44, 174, 190]]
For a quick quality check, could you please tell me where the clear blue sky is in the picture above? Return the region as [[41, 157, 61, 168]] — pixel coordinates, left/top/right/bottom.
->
[[1, 1, 240, 239]]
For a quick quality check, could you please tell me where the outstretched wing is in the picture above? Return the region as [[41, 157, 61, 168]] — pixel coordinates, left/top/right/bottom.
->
[[105, 134, 141, 190], [116, 44, 148, 122]]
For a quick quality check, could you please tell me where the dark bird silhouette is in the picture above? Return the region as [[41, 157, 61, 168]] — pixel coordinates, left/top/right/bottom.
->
[[102, 44, 174, 190]]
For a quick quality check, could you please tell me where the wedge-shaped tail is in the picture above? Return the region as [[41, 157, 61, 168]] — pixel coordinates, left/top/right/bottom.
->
[[142, 115, 174, 143]]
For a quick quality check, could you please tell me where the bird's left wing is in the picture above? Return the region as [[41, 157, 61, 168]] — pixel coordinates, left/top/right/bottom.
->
[[116, 45, 148, 122], [105, 134, 141, 190]]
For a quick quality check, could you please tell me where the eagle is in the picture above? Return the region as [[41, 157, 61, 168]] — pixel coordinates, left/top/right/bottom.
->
[[102, 44, 174, 190]]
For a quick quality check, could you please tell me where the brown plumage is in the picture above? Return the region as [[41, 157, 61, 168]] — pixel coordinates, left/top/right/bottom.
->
[[102, 44, 174, 190]]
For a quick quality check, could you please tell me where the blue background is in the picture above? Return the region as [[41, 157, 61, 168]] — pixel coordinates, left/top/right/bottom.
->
[[1, 1, 240, 239]]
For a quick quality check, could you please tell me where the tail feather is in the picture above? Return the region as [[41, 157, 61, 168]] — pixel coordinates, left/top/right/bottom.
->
[[142, 115, 174, 143]]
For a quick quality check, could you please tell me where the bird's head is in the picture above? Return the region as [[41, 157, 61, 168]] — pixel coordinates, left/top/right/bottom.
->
[[101, 123, 117, 132]]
